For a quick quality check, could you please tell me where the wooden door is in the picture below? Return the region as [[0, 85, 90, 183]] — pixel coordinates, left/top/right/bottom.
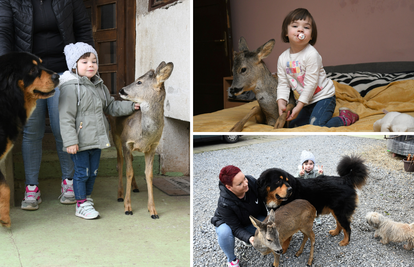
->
[[83, 0, 136, 96], [193, 0, 233, 115]]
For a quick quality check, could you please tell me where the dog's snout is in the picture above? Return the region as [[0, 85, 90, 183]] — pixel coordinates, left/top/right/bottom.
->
[[51, 73, 59, 82], [287, 187, 292, 194]]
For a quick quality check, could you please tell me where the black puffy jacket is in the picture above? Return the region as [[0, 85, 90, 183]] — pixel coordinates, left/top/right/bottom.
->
[[211, 175, 268, 244], [0, 0, 93, 55]]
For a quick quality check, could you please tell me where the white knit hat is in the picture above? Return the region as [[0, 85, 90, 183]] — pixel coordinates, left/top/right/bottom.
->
[[300, 150, 316, 165], [64, 42, 98, 71]]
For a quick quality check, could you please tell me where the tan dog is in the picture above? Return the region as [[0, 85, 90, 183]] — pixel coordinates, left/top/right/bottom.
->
[[366, 212, 414, 250]]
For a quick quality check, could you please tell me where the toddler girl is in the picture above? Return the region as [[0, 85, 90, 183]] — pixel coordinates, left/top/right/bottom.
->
[[297, 150, 323, 225], [58, 42, 139, 219], [277, 8, 359, 128]]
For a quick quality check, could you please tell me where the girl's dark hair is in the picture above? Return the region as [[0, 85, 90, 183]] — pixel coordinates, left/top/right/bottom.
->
[[281, 8, 317, 46]]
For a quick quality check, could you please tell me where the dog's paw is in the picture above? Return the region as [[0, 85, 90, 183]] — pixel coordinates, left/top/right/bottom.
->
[[0, 218, 11, 228]]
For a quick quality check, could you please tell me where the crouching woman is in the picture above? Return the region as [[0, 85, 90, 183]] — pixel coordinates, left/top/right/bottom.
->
[[211, 165, 268, 267]]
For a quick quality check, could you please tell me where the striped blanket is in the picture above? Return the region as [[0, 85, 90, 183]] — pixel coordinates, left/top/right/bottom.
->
[[326, 71, 414, 96]]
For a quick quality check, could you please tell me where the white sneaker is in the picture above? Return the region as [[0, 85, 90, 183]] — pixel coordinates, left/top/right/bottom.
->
[[58, 178, 76, 204], [75, 201, 99, 219], [86, 195, 94, 204], [21, 185, 42, 210]]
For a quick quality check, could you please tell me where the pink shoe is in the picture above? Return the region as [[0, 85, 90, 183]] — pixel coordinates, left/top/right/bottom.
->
[[228, 259, 239, 267], [21, 185, 42, 210], [339, 107, 359, 126]]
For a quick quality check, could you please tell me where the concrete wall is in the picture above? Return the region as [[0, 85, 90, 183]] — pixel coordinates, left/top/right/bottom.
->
[[230, 0, 414, 72], [135, 0, 190, 175]]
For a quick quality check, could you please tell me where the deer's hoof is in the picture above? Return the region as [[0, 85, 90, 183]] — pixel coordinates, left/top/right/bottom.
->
[[117, 198, 124, 202], [133, 189, 139, 193], [151, 214, 159, 219], [125, 211, 133, 215]]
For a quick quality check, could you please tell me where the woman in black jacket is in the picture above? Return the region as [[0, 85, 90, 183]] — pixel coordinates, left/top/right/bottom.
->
[[211, 165, 268, 267], [0, 0, 94, 210]]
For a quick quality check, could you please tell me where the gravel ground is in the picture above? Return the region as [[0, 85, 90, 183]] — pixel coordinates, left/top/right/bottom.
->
[[193, 135, 414, 267]]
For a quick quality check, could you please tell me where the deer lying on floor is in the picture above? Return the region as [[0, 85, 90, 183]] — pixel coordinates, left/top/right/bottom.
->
[[250, 199, 316, 267], [110, 61, 173, 219], [229, 37, 295, 132]]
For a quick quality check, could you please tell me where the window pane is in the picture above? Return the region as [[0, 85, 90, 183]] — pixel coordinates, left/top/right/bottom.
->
[[98, 41, 117, 64], [101, 72, 117, 94], [99, 3, 116, 29]]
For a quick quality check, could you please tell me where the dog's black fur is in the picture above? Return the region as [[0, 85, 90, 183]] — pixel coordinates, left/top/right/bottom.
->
[[0, 52, 58, 227], [257, 155, 368, 246]]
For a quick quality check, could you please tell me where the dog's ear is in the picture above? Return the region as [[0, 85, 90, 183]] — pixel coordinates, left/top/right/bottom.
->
[[0, 70, 13, 91]]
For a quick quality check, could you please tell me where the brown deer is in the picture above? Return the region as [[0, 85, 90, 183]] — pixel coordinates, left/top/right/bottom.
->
[[250, 199, 316, 267], [229, 37, 295, 132], [110, 61, 173, 219]]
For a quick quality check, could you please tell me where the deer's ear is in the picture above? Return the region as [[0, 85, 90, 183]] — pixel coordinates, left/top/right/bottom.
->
[[249, 215, 262, 229], [256, 39, 275, 61], [238, 36, 249, 51], [155, 62, 174, 88], [268, 209, 275, 222]]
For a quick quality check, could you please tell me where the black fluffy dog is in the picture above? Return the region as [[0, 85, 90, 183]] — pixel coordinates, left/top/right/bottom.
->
[[0, 52, 58, 227], [257, 155, 368, 246]]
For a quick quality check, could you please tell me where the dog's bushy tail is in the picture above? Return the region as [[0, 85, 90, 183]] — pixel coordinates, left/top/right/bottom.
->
[[337, 154, 368, 189]]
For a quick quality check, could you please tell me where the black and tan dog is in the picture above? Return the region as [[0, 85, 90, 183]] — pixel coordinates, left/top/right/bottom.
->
[[0, 52, 58, 227], [257, 155, 368, 246]]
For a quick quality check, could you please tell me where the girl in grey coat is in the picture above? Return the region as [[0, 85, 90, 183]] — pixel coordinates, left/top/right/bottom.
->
[[59, 42, 139, 219]]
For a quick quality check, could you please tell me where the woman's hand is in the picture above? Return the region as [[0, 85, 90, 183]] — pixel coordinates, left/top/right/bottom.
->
[[134, 103, 140, 110], [66, 145, 79, 154]]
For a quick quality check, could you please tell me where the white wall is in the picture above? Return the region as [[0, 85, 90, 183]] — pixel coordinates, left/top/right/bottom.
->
[[135, 0, 190, 175], [136, 0, 191, 122]]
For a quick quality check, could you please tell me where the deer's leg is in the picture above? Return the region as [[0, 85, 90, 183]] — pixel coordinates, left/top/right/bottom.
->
[[130, 153, 139, 193], [123, 149, 134, 215], [295, 233, 308, 257], [274, 102, 295, 129], [115, 143, 124, 202], [271, 251, 280, 267], [0, 171, 11, 228], [144, 150, 158, 219], [282, 236, 292, 254], [230, 105, 262, 132], [308, 230, 315, 266]]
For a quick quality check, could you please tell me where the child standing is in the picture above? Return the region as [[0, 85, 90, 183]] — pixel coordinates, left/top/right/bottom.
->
[[297, 150, 323, 225], [58, 42, 139, 219], [277, 8, 359, 128]]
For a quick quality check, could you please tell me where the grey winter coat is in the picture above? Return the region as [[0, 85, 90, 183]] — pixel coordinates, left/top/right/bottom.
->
[[58, 71, 135, 152]]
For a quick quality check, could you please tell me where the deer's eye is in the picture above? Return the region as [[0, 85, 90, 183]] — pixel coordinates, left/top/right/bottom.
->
[[137, 81, 142, 85], [241, 68, 247, 73]]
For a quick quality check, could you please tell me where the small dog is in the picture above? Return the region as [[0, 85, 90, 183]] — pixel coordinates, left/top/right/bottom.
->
[[373, 109, 414, 132], [366, 212, 414, 250]]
